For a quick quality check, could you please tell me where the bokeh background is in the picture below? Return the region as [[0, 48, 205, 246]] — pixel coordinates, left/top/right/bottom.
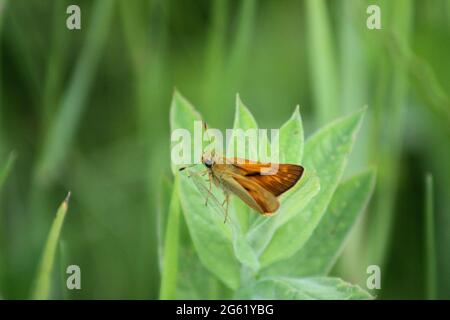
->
[[0, 0, 449, 299]]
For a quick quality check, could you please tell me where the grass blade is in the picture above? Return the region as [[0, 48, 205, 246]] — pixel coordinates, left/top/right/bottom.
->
[[202, 0, 228, 109], [425, 173, 437, 299], [306, 0, 339, 125], [0, 151, 16, 295], [0, 151, 16, 190], [32, 193, 71, 299], [367, 0, 413, 268], [226, 0, 255, 86], [35, 0, 115, 183]]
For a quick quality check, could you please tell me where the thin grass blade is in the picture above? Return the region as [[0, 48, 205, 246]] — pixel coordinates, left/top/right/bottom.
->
[[32, 193, 71, 299]]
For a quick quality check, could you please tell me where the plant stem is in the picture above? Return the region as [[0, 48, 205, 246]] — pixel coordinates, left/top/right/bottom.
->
[[159, 176, 181, 300]]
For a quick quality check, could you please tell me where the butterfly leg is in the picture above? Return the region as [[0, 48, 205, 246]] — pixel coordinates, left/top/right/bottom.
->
[[222, 192, 230, 223], [204, 172, 213, 207]]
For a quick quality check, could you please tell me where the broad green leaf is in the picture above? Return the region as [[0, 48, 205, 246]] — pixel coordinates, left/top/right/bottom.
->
[[176, 200, 231, 300], [170, 91, 203, 174], [260, 108, 366, 267], [261, 169, 376, 277], [280, 106, 304, 164], [233, 94, 258, 130], [159, 176, 181, 300], [32, 193, 70, 299], [246, 106, 315, 255], [178, 172, 240, 289], [229, 94, 258, 161], [174, 92, 258, 286], [184, 168, 260, 273], [246, 170, 320, 255], [236, 276, 372, 300], [231, 223, 260, 272], [229, 96, 259, 241], [176, 243, 225, 299]]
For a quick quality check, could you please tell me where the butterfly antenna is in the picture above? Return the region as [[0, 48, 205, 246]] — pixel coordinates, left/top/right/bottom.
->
[[178, 164, 196, 171]]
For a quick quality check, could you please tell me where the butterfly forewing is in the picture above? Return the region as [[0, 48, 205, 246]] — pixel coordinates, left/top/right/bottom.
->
[[228, 159, 304, 196], [211, 158, 303, 215]]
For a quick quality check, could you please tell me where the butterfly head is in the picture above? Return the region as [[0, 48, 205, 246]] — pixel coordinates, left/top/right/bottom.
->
[[201, 149, 217, 169], [202, 155, 214, 168]]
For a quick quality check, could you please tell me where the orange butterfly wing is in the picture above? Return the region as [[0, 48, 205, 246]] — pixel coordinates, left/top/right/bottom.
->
[[224, 157, 304, 196], [227, 173, 280, 214]]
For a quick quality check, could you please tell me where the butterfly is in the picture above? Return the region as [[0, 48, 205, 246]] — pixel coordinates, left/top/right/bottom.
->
[[180, 150, 303, 222]]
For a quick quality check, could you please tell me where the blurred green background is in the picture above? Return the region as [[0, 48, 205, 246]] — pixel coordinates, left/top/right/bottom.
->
[[0, 0, 449, 299]]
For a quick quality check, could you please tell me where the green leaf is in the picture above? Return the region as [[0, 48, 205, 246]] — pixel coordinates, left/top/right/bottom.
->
[[176, 205, 231, 300], [183, 165, 260, 272], [233, 94, 258, 130], [178, 172, 241, 289], [280, 106, 304, 164], [159, 176, 181, 300], [246, 170, 320, 255], [236, 276, 372, 300], [262, 169, 376, 277], [245, 106, 314, 255], [176, 243, 224, 299], [170, 91, 203, 174], [232, 227, 260, 272], [174, 92, 259, 287], [229, 94, 259, 161], [259, 108, 366, 267], [229, 95, 257, 232], [32, 193, 70, 299]]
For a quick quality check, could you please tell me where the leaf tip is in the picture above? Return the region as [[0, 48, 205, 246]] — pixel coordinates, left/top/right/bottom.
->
[[63, 191, 72, 209], [343, 106, 367, 136], [233, 93, 258, 129], [235, 93, 245, 114], [292, 105, 302, 120], [171, 89, 183, 104]]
